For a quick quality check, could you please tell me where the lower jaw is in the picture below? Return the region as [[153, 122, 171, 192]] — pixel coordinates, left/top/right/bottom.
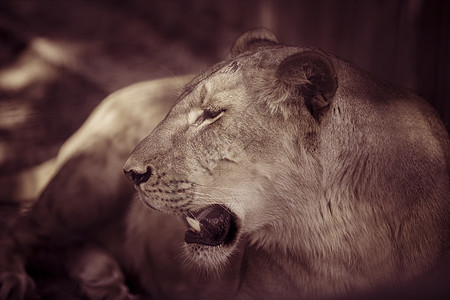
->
[[182, 241, 238, 272]]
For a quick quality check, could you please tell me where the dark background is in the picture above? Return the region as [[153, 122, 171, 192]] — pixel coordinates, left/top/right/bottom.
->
[[0, 0, 449, 202]]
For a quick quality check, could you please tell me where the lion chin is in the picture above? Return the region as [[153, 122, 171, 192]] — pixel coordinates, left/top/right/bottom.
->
[[181, 243, 235, 275]]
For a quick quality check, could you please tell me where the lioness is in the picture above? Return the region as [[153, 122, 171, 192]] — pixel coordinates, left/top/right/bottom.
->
[[1, 29, 449, 299]]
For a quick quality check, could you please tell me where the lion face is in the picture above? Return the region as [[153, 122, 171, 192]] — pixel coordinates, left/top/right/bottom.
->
[[124, 30, 338, 270], [124, 63, 282, 269]]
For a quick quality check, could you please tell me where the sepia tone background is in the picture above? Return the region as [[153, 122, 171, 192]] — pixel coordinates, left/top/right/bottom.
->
[[0, 0, 449, 200], [0, 0, 449, 298]]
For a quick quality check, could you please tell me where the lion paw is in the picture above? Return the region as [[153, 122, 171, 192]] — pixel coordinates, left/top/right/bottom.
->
[[68, 245, 137, 300], [0, 271, 35, 300], [80, 279, 135, 300]]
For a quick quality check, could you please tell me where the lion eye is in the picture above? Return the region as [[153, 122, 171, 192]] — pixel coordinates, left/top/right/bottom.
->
[[194, 108, 225, 126], [203, 109, 223, 120]]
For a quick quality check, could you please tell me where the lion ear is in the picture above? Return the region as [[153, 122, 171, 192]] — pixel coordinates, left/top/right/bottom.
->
[[277, 50, 337, 120], [229, 28, 279, 57]]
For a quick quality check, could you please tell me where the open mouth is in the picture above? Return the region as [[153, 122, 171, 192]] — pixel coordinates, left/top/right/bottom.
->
[[184, 205, 238, 246]]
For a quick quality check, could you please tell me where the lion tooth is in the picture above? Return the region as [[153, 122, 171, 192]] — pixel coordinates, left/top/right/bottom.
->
[[186, 216, 201, 232]]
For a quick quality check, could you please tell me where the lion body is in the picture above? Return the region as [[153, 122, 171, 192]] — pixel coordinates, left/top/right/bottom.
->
[[1, 30, 449, 299]]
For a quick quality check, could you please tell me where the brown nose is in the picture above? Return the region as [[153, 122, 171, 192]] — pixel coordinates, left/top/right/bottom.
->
[[124, 166, 152, 185]]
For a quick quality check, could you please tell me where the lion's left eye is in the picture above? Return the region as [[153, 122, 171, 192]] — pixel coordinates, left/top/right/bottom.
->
[[203, 109, 224, 120], [194, 109, 225, 126]]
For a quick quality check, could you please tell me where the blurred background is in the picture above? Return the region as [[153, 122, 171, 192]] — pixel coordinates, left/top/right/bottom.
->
[[0, 0, 449, 203]]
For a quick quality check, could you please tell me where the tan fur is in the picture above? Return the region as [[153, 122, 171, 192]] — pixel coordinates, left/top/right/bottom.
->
[[0, 30, 448, 300], [124, 33, 449, 299]]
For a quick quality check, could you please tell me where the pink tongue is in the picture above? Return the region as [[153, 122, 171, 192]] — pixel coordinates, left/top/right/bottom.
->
[[184, 205, 231, 246]]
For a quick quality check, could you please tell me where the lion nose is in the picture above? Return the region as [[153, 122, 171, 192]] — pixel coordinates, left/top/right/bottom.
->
[[124, 165, 152, 185]]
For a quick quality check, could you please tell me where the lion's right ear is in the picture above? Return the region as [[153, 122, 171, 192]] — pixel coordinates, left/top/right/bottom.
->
[[276, 50, 338, 121], [229, 28, 279, 58]]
